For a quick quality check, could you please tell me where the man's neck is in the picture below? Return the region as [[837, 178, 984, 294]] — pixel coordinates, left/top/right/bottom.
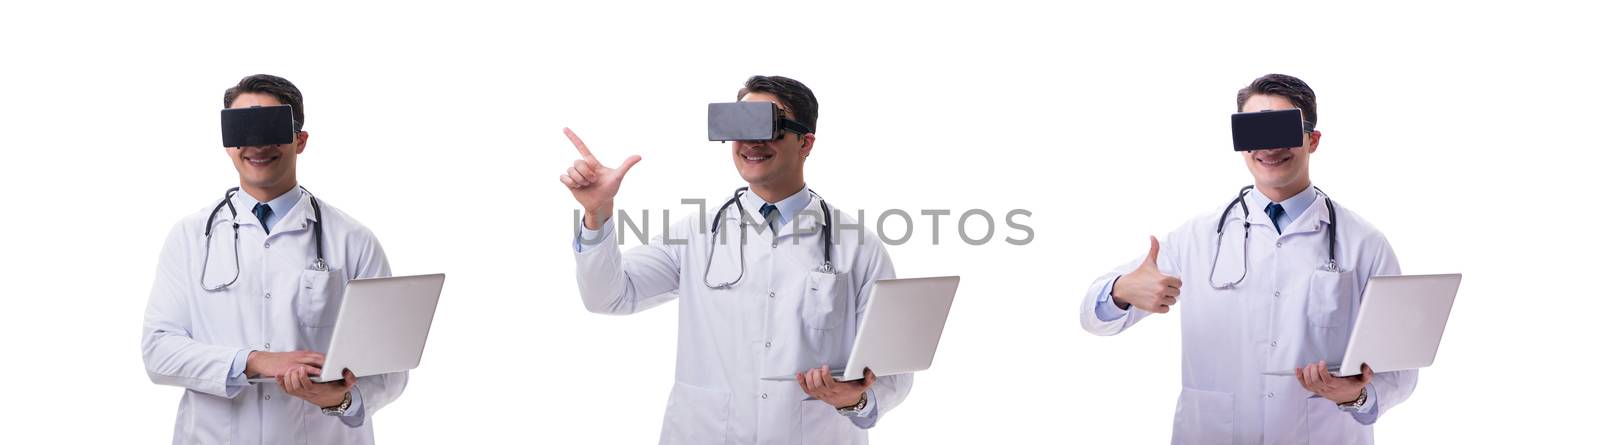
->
[[749, 180, 805, 204], [242, 181, 298, 203], [1256, 181, 1311, 203]]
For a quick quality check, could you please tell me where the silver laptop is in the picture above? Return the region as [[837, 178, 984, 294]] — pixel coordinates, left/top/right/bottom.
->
[[762, 275, 960, 382], [1266, 273, 1462, 377], [251, 273, 446, 383]]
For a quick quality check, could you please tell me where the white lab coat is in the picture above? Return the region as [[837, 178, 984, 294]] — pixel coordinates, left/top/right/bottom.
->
[[574, 191, 909, 445], [142, 190, 407, 444], [1081, 189, 1417, 444]]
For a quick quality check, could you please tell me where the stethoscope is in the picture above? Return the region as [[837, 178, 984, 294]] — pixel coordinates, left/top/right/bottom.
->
[[200, 186, 327, 292], [703, 187, 834, 289], [1208, 185, 1339, 289]]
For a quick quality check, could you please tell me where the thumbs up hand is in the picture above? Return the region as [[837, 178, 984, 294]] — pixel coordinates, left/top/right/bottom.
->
[[1110, 236, 1184, 314], [559, 128, 642, 230]]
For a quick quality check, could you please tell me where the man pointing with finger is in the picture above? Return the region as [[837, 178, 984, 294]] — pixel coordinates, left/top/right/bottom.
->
[[1079, 74, 1417, 444], [561, 75, 910, 444]]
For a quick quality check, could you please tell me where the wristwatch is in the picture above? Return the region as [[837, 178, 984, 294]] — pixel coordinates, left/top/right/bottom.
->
[[321, 391, 353, 416], [1336, 387, 1368, 413], [836, 392, 868, 416]]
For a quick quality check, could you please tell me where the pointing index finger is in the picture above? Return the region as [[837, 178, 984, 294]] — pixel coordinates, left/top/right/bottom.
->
[[564, 127, 597, 163]]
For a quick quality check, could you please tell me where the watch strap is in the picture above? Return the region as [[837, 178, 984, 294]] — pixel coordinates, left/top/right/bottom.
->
[[321, 391, 353, 416]]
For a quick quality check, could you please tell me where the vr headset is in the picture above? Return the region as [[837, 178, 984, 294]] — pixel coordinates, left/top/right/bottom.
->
[[707, 101, 813, 142], [221, 104, 297, 147], [1231, 108, 1312, 151]]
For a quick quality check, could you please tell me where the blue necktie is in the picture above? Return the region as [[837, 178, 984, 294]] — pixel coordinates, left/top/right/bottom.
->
[[1265, 202, 1285, 233], [759, 203, 779, 234], [253, 203, 273, 234]]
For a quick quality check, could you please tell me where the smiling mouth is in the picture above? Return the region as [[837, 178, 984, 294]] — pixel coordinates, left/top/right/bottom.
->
[[243, 151, 280, 167], [1254, 150, 1291, 167], [741, 152, 772, 163]]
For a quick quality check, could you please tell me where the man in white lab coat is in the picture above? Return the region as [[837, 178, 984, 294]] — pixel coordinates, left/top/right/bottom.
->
[[560, 75, 910, 444], [1080, 74, 1417, 444], [142, 74, 406, 444]]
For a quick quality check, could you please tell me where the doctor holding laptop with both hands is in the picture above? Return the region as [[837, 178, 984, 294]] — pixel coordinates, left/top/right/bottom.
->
[[141, 74, 406, 444], [562, 75, 909, 444], [1079, 74, 1418, 444]]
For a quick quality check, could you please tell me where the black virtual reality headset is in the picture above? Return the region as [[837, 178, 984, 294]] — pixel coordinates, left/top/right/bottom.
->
[[221, 104, 297, 148], [707, 101, 813, 142], [1231, 108, 1313, 151]]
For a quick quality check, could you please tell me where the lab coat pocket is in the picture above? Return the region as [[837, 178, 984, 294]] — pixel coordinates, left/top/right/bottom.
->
[[660, 383, 731, 445], [296, 269, 347, 328], [1306, 268, 1357, 328], [803, 271, 850, 331], [1174, 388, 1233, 445]]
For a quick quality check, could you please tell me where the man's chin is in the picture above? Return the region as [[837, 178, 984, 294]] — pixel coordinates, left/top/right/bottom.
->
[[736, 169, 766, 185], [241, 176, 287, 190], [1253, 176, 1304, 191]]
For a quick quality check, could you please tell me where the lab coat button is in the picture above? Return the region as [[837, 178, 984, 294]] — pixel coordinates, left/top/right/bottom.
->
[[265, 292, 271, 299], [768, 292, 775, 299], [264, 394, 271, 400], [1273, 291, 1280, 298], [761, 393, 768, 399], [1267, 392, 1275, 398], [1270, 341, 1278, 347], [264, 243, 270, 249], [1275, 241, 1283, 248], [764, 342, 772, 348]]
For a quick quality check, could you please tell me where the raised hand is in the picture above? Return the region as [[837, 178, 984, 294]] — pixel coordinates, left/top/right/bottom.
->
[[1111, 236, 1183, 313], [559, 127, 641, 230]]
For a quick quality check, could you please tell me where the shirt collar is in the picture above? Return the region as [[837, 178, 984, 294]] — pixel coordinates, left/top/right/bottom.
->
[[1245, 184, 1318, 225], [231, 186, 304, 229], [739, 185, 812, 228]]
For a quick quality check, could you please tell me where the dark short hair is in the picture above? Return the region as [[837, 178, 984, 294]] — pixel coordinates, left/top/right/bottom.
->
[[737, 75, 818, 134], [1236, 73, 1317, 132], [224, 74, 306, 132]]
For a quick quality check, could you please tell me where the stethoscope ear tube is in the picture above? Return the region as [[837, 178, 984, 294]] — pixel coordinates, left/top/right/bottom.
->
[[1314, 186, 1337, 271], [308, 188, 327, 271], [818, 192, 834, 274], [204, 188, 240, 237]]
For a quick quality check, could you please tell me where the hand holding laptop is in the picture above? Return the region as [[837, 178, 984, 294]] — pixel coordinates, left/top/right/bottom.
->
[[244, 350, 326, 380], [1295, 361, 1372, 404], [246, 273, 447, 385], [796, 365, 877, 408], [1264, 274, 1462, 378], [278, 366, 356, 408]]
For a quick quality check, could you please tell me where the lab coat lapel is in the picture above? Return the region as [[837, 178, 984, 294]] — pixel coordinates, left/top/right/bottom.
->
[[1241, 190, 1277, 230], [1280, 193, 1332, 238], [735, 191, 776, 241], [272, 190, 319, 236], [226, 192, 265, 234]]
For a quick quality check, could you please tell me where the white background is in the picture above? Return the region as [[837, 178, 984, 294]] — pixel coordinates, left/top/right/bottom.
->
[[2, 1, 1595, 443]]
